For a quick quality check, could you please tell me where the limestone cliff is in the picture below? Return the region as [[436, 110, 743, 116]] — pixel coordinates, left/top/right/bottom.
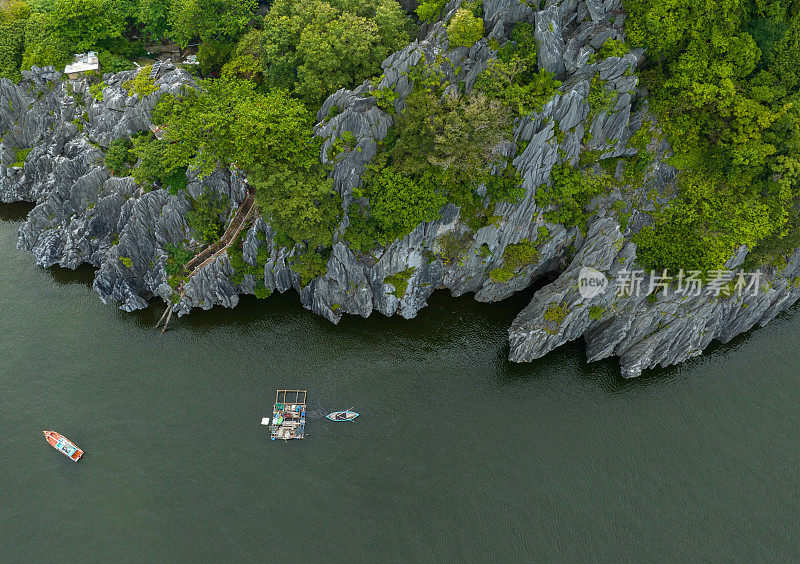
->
[[1, 0, 798, 378]]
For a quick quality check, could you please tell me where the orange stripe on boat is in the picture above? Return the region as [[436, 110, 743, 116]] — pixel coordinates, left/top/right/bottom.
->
[[42, 430, 84, 461]]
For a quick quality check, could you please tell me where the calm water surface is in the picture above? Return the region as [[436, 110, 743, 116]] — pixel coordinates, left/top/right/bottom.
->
[[1, 203, 798, 561]]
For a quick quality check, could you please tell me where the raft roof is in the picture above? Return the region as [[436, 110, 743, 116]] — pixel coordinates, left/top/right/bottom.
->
[[275, 389, 306, 405]]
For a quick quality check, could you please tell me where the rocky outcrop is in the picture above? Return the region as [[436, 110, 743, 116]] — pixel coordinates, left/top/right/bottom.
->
[[507, 218, 800, 377], [304, 0, 646, 323], [0, 63, 252, 311], [2, 0, 799, 380]]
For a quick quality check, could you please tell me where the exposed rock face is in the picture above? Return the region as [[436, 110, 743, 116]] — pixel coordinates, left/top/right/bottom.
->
[[507, 219, 800, 377], [305, 0, 648, 323], [0, 63, 250, 312], [1, 0, 799, 379]]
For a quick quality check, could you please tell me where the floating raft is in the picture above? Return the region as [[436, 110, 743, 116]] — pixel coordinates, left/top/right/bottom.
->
[[270, 390, 306, 441]]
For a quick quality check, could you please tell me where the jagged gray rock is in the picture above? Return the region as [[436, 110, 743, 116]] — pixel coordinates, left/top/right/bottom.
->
[[509, 219, 800, 378], [2, 0, 800, 381]]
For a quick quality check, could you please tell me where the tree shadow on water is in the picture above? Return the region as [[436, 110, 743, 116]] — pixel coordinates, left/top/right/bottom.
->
[[331, 284, 542, 351], [1, 203, 99, 287], [116, 290, 314, 334], [0, 202, 34, 222], [45, 263, 96, 286], [161, 291, 308, 333], [134, 283, 542, 351]]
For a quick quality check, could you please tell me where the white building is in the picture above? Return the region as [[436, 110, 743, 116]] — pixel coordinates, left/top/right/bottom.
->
[[64, 52, 99, 78]]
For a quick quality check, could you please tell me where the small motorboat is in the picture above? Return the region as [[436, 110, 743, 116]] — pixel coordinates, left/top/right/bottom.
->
[[42, 430, 84, 461], [326, 409, 359, 422]]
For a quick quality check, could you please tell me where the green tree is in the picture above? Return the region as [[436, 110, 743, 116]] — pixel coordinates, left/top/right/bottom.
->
[[221, 29, 265, 82], [416, 0, 447, 22], [634, 174, 775, 273], [196, 39, 233, 75], [347, 61, 522, 247], [389, 87, 512, 189], [48, 0, 128, 52], [535, 163, 610, 233], [169, 0, 257, 47], [97, 50, 135, 73], [0, 1, 29, 80], [105, 137, 136, 175], [186, 191, 229, 245], [153, 78, 340, 247], [20, 0, 128, 71], [475, 22, 561, 116], [256, 168, 341, 249], [593, 38, 629, 60], [489, 239, 540, 282], [130, 133, 184, 191], [623, 0, 800, 269], [261, 0, 412, 104], [446, 7, 484, 47], [366, 167, 447, 243], [135, 0, 173, 41]]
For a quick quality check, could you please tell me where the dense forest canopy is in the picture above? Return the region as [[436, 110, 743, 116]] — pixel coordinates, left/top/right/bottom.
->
[[625, 0, 800, 271], [0, 0, 262, 75], [260, 0, 413, 104]]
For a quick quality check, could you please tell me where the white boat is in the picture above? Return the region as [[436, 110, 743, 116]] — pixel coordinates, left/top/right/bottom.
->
[[326, 410, 359, 422]]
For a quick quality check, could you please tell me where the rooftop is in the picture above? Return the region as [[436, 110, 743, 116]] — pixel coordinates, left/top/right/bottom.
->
[[64, 52, 99, 75]]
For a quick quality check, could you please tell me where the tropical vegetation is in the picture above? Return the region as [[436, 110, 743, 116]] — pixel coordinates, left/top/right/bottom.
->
[[2, 0, 798, 294], [625, 0, 800, 271]]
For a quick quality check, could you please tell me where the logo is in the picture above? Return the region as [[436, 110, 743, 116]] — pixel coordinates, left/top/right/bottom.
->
[[578, 267, 609, 298]]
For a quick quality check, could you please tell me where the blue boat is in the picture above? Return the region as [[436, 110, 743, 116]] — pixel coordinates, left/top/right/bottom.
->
[[326, 410, 359, 422]]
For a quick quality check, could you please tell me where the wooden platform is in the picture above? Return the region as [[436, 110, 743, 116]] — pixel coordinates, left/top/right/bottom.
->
[[270, 390, 307, 441], [155, 181, 257, 332]]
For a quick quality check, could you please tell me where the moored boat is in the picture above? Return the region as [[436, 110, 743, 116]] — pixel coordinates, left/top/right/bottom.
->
[[326, 410, 359, 422], [43, 431, 84, 461]]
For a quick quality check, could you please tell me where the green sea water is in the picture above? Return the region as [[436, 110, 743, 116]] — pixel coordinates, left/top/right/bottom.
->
[[1, 202, 798, 561]]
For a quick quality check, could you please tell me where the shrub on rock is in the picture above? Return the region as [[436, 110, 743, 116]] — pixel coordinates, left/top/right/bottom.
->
[[447, 7, 484, 48]]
